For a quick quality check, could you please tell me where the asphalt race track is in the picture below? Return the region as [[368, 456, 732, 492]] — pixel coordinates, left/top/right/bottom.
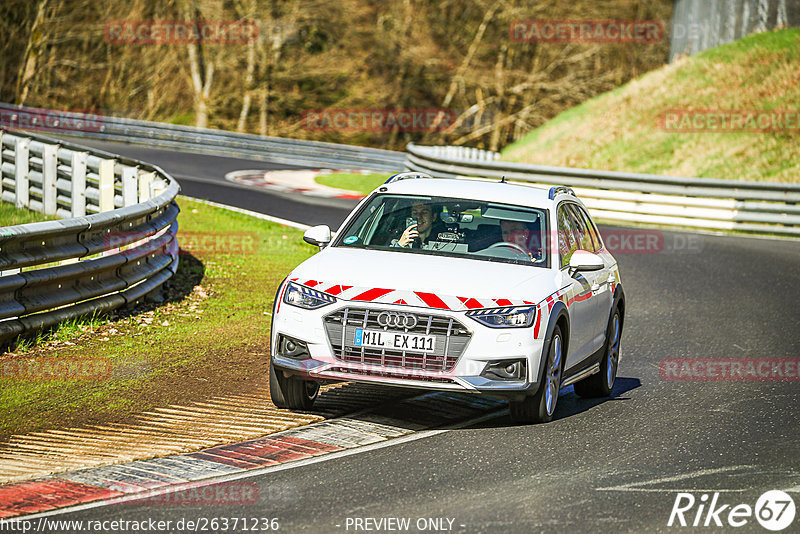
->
[[47, 141, 800, 532], [70, 138, 356, 227]]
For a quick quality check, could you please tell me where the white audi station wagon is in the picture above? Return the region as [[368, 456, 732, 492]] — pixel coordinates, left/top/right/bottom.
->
[[269, 172, 625, 423]]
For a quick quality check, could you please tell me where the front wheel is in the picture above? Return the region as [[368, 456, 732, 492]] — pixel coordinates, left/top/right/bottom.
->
[[269, 360, 319, 410], [574, 305, 622, 398], [510, 325, 564, 424]]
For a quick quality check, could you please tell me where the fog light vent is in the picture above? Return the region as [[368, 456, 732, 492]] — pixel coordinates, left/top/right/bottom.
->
[[278, 334, 309, 359], [481, 359, 526, 381]]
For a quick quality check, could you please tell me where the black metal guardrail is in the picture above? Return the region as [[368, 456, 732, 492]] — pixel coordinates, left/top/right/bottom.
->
[[0, 103, 406, 172]]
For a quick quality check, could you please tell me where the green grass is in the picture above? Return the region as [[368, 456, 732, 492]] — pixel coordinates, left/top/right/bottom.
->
[[0, 197, 316, 439], [10, 313, 110, 355], [0, 202, 57, 226], [502, 29, 800, 182], [168, 112, 195, 125], [315, 172, 389, 195]]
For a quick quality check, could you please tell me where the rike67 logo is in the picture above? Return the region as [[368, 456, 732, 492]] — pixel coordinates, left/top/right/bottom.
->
[[669, 490, 796, 531]]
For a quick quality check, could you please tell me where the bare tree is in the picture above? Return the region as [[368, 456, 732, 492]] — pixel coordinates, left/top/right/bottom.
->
[[15, 0, 51, 105], [185, 4, 215, 128], [236, 0, 258, 132]]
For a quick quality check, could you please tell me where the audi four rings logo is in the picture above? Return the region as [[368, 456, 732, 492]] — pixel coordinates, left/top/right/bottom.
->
[[377, 312, 418, 329]]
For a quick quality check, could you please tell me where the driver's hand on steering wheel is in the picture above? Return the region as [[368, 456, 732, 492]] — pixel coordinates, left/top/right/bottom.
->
[[492, 240, 533, 259]]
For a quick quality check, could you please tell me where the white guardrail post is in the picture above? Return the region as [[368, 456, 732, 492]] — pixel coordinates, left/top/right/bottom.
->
[[42, 143, 57, 216], [14, 138, 29, 209], [405, 143, 800, 237], [122, 166, 138, 206], [0, 128, 181, 343], [71, 151, 87, 217], [98, 158, 115, 212], [138, 171, 154, 202]]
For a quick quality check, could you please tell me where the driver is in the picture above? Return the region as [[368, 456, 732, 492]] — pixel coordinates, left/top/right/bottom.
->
[[393, 202, 445, 248], [499, 220, 542, 259]]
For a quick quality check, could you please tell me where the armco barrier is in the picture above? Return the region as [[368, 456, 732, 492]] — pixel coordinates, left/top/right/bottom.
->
[[405, 143, 800, 236], [0, 129, 180, 342], [0, 102, 406, 172]]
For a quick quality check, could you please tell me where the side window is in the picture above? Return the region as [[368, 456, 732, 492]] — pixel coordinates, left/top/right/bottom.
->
[[557, 205, 578, 268], [566, 204, 599, 253], [360, 204, 384, 244], [577, 205, 603, 251]]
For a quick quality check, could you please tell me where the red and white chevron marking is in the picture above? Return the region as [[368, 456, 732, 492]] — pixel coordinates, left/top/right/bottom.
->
[[289, 278, 535, 311]]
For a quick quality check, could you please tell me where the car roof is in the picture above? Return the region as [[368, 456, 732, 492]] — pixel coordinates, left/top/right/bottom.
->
[[378, 177, 569, 208]]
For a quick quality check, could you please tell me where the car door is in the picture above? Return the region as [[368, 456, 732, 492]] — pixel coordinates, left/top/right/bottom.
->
[[557, 203, 596, 370], [566, 203, 613, 352]]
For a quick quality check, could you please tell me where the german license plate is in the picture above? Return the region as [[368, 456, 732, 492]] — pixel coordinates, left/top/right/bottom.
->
[[354, 328, 436, 353]]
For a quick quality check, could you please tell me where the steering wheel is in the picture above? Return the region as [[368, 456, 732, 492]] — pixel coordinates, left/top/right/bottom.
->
[[484, 241, 530, 256]]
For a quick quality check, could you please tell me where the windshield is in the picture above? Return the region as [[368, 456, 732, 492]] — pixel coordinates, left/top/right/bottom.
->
[[333, 194, 550, 267]]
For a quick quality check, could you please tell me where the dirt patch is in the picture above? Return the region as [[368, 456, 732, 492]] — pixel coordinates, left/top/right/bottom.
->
[[0, 305, 273, 442], [0, 198, 316, 442]]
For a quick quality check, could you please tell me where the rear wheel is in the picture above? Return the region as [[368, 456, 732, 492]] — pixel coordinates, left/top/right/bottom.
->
[[269, 360, 319, 410], [574, 305, 622, 398], [510, 325, 563, 424]]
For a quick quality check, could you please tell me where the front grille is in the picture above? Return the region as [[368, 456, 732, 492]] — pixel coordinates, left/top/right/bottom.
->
[[323, 307, 471, 373]]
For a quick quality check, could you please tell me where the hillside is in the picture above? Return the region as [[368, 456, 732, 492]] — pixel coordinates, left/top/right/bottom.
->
[[501, 29, 800, 182]]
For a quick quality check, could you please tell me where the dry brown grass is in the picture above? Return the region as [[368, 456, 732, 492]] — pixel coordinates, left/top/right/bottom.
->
[[502, 29, 800, 182]]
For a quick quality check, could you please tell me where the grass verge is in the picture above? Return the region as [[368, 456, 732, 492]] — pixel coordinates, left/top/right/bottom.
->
[[0, 197, 315, 440], [315, 172, 388, 195], [502, 29, 799, 182], [0, 202, 57, 226]]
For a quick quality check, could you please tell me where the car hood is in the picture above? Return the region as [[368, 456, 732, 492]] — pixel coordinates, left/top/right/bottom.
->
[[288, 247, 558, 310]]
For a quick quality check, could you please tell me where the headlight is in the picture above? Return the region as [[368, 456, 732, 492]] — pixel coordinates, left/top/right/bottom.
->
[[466, 306, 537, 328], [283, 281, 336, 309]]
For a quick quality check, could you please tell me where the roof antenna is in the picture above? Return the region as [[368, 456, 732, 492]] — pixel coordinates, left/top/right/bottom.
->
[[500, 176, 507, 183]]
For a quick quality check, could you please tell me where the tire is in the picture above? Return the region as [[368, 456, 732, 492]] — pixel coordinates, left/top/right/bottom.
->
[[574, 305, 622, 398], [510, 325, 564, 424], [269, 359, 319, 410]]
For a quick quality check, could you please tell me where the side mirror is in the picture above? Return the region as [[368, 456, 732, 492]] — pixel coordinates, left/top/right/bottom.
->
[[569, 250, 604, 273], [303, 225, 331, 249]]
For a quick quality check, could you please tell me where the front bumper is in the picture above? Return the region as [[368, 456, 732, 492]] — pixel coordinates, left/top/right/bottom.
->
[[271, 300, 548, 400]]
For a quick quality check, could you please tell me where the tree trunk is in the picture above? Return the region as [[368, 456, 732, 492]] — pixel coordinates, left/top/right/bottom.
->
[[237, 0, 258, 132], [431, 2, 500, 135], [16, 0, 49, 105], [237, 38, 255, 132], [185, 5, 214, 129], [489, 45, 507, 152], [187, 41, 214, 129]]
